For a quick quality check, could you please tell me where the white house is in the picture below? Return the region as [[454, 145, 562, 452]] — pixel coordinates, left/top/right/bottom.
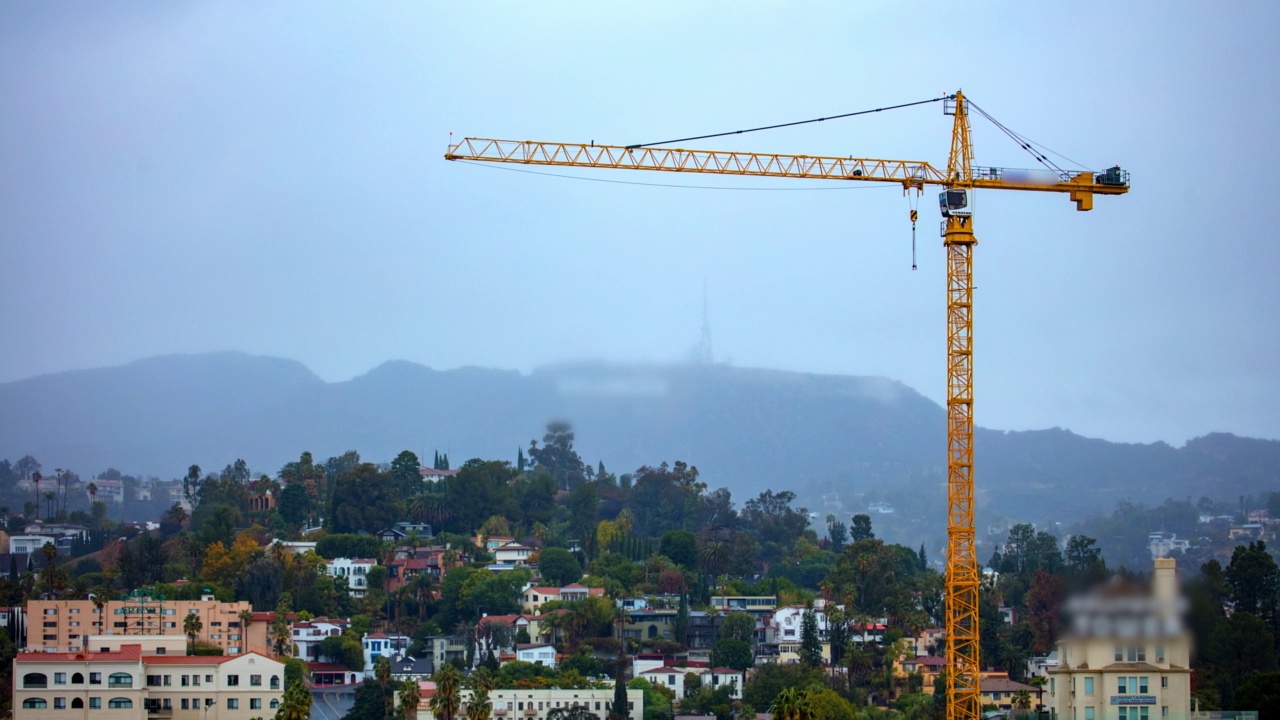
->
[[417, 686, 642, 720], [514, 643, 558, 668], [494, 542, 534, 566], [325, 558, 376, 597], [362, 633, 409, 678], [291, 618, 349, 662], [10, 535, 56, 555], [769, 606, 830, 644], [638, 666, 745, 700], [521, 583, 607, 613]]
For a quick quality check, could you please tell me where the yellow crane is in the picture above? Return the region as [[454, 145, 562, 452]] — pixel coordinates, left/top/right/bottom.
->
[[445, 91, 1129, 720]]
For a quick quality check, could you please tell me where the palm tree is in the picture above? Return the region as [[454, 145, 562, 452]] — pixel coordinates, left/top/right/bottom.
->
[[183, 612, 203, 654], [278, 679, 312, 720], [375, 656, 394, 720], [400, 679, 422, 720], [429, 664, 463, 720], [31, 471, 42, 520], [43, 491, 56, 520], [465, 687, 492, 720], [770, 688, 816, 720], [1012, 689, 1032, 710], [238, 609, 254, 651]]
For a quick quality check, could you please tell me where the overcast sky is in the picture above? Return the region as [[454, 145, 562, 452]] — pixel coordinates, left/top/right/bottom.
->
[[2, 2, 1278, 446]]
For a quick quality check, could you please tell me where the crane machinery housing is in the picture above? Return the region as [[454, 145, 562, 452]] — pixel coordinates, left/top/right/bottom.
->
[[445, 91, 1129, 720]]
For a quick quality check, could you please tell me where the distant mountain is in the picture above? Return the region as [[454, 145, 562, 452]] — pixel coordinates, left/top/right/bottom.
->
[[1, 352, 1277, 529]]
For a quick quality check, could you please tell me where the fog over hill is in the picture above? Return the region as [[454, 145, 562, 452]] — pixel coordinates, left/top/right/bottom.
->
[[1, 352, 1276, 528]]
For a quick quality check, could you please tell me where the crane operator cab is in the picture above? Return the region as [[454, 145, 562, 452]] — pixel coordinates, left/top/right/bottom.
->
[[939, 189, 972, 217], [1095, 165, 1126, 186]]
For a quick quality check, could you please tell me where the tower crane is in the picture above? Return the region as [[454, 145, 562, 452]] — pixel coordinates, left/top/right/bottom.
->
[[445, 91, 1129, 720]]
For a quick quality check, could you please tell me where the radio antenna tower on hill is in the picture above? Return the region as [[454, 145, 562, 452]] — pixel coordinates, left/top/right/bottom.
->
[[696, 282, 713, 364]]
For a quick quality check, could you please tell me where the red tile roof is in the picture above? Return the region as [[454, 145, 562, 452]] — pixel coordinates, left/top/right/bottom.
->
[[17, 644, 143, 662], [144, 655, 237, 665]]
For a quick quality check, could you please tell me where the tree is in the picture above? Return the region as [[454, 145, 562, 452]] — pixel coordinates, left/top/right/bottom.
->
[[540, 548, 584, 586], [659, 530, 698, 569], [1236, 671, 1280, 719], [799, 609, 822, 668], [720, 611, 756, 643], [826, 515, 848, 553], [849, 514, 874, 542], [400, 680, 422, 720], [183, 612, 203, 654], [392, 450, 422, 491], [1226, 541, 1279, 623], [271, 593, 293, 656], [711, 638, 753, 671], [430, 664, 463, 720], [610, 667, 629, 720], [466, 687, 492, 720], [277, 678, 312, 720], [770, 687, 816, 720], [527, 421, 587, 490]]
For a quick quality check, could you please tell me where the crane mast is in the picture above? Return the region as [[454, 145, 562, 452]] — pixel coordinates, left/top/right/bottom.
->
[[446, 91, 1128, 720], [942, 92, 980, 720]]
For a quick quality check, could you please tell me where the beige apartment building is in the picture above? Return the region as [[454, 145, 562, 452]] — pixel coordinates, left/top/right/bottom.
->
[[12, 639, 285, 720], [1047, 558, 1192, 720], [27, 597, 271, 656]]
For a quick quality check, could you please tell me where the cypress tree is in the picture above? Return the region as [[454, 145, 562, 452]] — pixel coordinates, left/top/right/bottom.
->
[[800, 608, 822, 668], [610, 668, 629, 720]]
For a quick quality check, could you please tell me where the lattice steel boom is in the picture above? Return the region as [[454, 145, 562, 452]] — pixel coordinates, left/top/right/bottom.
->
[[445, 91, 1129, 720]]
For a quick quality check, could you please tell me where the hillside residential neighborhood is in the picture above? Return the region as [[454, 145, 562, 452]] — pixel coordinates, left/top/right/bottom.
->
[[0, 436, 1270, 720]]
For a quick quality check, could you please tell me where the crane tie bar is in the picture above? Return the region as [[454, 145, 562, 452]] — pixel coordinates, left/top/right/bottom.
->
[[625, 95, 953, 150]]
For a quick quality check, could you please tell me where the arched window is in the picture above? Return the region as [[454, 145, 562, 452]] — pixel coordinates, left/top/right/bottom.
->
[[72, 698, 84, 709], [270, 699, 280, 709], [21, 698, 47, 708], [108, 673, 132, 688], [22, 673, 48, 688], [647, 625, 658, 639], [72, 672, 84, 684], [270, 675, 280, 689], [108, 697, 133, 708]]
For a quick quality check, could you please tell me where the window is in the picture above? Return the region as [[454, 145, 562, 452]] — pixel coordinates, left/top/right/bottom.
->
[[23, 672, 48, 688], [227, 674, 239, 686], [108, 697, 133, 708], [1156, 644, 1165, 663], [72, 673, 83, 684], [147, 675, 162, 686], [155, 647, 167, 655], [54, 697, 66, 709], [21, 698, 47, 708], [72, 698, 84, 709], [251, 698, 262, 709], [164, 675, 172, 686], [1083, 678, 1094, 695], [270, 675, 280, 689], [1084, 709, 1094, 720], [250, 674, 262, 686], [108, 672, 132, 688], [183, 699, 190, 710], [1139, 677, 1149, 693], [205, 675, 213, 684], [193, 675, 201, 686], [1115, 645, 1124, 661], [1119, 677, 1128, 693], [44, 607, 57, 614], [54, 672, 67, 685], [90, 672, 102, 685], [271, 699, 280, 709], [182, 675, 189, 687], [1161, 676, 1168, 688], [89, 697, 101, 709], [227, 698, 240, 709]]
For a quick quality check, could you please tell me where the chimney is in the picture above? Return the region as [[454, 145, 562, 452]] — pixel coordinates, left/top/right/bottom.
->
[[1153, 557, 1177, 601]]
